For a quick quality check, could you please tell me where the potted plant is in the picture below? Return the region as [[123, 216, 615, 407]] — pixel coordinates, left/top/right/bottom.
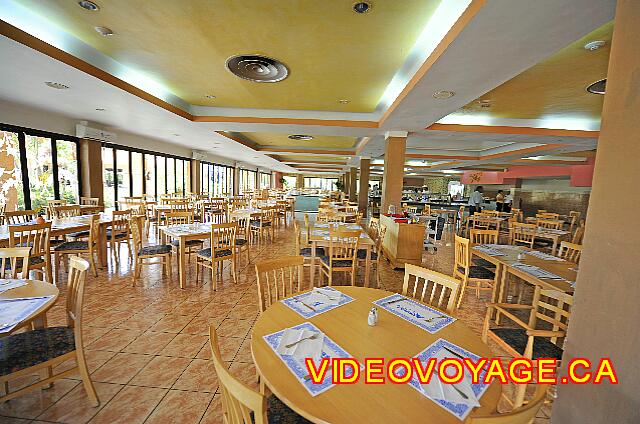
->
[[334, 180, 345, 192]]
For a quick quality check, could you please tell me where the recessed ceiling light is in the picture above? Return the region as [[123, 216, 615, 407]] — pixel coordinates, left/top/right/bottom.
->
[[225, 55, 288, 83], [433, 90, 455, 99], [478, 99, 491, 108], [353, 2, 372, 14], [95, 26, 114, 36], [586, 78, 606, 95], [205, 95, 216, 99], [584, 40, 606, 51], [288, 134, 314, 141], [44, 81, 69, 90], [95, 108, 106, 111], [339, 99, 350, 104], [173, 133, 180, 136], [78, 1, 100, 11]]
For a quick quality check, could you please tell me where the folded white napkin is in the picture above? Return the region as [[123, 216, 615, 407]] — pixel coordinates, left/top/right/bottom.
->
[[421, 349, 480, 407], [276, 328, 324, 362], [0, 279, 28, 294], [307, 288, 341, 306]]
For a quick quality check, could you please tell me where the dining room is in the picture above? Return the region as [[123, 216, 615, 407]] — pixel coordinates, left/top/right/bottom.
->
[[0, 1, 638, 423]]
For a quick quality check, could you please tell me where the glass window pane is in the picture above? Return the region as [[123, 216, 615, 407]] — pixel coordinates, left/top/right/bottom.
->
[[185, 160, 191, 193], [131, 152, 143, 196], [176, 159, 184, 195], [116, 150, 130, 201], [102, 147, 115, 211], [200, 163, 208, 194], [167, 158, 175, 193], [25, 135, 55, 210], [56, 140, 79, 204], [144, 154, 156, 198], [228, 167, 234, 195], [156, 156, 166, 194], [0, 131, 24, 210]]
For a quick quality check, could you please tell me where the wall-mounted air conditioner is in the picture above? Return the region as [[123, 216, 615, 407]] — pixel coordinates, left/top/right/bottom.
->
[[75, 124, 117, 142]]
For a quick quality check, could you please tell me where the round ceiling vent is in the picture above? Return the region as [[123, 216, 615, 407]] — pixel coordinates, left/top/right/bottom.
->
[[586, 78, 606, 95], [225, 55, 289, 83], [353, 2, 372, 14], [288, 135, 314, 141]]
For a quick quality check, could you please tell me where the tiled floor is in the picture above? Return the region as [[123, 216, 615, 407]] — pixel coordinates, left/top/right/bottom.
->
[[0, 216, 552, 423]]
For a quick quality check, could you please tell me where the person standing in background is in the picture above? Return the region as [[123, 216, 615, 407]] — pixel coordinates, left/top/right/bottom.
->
[[496, 190, 505, 212], [504, 192, 513, 212], [468, 186, 484, 215]]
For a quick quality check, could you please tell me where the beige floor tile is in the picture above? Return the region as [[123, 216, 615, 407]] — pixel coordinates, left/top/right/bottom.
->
[[122, 330, 177, 355], [159, 334, 210, 358], [148, 314, 195, 333], [35, 382, 123, 424], [86, 328, 142, 352], [91, 353, 153, 384], [0, 378, 79, 419], [145, 389, 213, 424], [129, 356, 192, 388], [88, 385, 167, 424], [172, 359, 219, 393], [199, 395, 223, 424]]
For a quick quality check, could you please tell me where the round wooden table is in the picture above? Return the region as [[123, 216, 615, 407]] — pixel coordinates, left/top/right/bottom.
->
[[0, 279, 59, 337], [251, 286, 501, 424]]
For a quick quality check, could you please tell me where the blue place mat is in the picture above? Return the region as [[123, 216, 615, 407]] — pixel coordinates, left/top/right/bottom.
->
[[282, 287, 354, 319], [263, 322, 356, 397], [407, 338, 491, 421], [373, 293, 455, 334]]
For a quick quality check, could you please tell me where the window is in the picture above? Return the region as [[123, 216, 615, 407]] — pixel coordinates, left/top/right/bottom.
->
[[283, 175, 297, 189], [184, 160, 191, 193], [166, 158, 175, 193], [239, 169, 257, 194], [116, 149, 130, 201], [200, 162, 234, 196], [176, 159, 184, 195], [156, 156, 166, 195], [0, 124, 81, 212], [259, 172, 271, 189], [131, 152, 144, 196], [304, 177, 338, 191], [144, 154, 156, 197], [102, 147, 115, 211]]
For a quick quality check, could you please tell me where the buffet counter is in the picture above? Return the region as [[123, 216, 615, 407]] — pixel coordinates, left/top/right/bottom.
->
[[379, 214, 425, 269]]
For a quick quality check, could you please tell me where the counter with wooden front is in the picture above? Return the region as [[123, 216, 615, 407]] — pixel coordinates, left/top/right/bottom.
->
[[379, 214, 425, 268]]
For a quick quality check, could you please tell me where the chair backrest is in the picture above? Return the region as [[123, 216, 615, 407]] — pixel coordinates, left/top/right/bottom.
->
[[80, 197, 100, 206], [209, 326, 267, 424], [403, 264, 461, 314], [170, 200, 192, 212], [5, 210, 37, 224], [376, 225, 387, 254], [453, 235, 470, 277], [511, 208, 522, 222], [0, 247, 31, 279], [328, 230, 360, 262], [535, 289, 573, 346], [130, 216, 144, 255], [111, 210, 131, 237], [9, 222, 51, 260], [558, 241, 582, 263], [536, 212, 560, 220], [468, 384, 548, 424], [255, 256, 304, 312], [47, 199, 66, 209], [166, 210, 194, 225], [472, 215, 494, 230], [259, 206, 276, 224], [511, 223, 536, 248], [572, 222, 585, 244], [53, 205, 81, 219], [211, 222, 237, 255], [469, 229, 499, 245], [66, 256, 89, 330], [537, 218, 562, 230]]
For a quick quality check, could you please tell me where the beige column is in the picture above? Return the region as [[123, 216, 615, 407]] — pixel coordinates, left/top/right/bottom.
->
[[358, 158, 370, 216], [552, 2, 640, 423], [233, 165, 240, 195], [79, 138, 103, 202], [348, 167, 357, 202], [381, 132, 407, 214], [296, 174, 304, 189], [191, 159, 200, 194], [343, 171, 350, 197]]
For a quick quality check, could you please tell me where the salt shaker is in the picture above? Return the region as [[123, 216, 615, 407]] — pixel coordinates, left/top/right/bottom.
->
[[517, 252, 525, 260], [368, 307, 378, 326]]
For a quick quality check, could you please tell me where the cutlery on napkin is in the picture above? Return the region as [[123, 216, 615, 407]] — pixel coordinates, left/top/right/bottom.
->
[[276, 328, 324, 362], [421, 349, 480, 407], [307, 288, 341, 306]]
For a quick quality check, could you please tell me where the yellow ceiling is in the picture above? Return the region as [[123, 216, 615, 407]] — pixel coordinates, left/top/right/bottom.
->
[[239, 132, 356, 148], [22, 0, 441, 112], [460, 21, 612, 120], [278, 155, 350, 162]]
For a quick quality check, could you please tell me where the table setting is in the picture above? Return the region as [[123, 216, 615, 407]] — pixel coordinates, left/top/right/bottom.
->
[[282, 287, 354, 319], [373, 293, 456, 333], [0, 295, 56, 333]]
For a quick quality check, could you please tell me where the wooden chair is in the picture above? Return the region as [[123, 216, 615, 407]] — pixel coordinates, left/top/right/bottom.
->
[[319, 229, 360, 286], [469, 229, 499, 269], [511, 208, 523, 222], [403, 264, 461, 315], [568, 211, 581, 234], [558, 241, 582, 263], [510, 223, 536, 248], [453, 235, 495, 308], [45, 200, 65, 219], [4, 210, 36, 225], [80, 197, 99, 206], [130, 217, 172, 285], [483, 289, 572, 406], [0, 257, 99, 406], [196, 222, 238, 290], [357, 225, 386, 288], [52, 205, 81, 219], [250, 207, 275, 244], [467, 384, 548, 423], [208, 326, 309, 424], [232, 214, 251, 264], [572, 221, 585, 244], [0, 247, 31, 279], [207, 198, 227, 223], [165, 211, 204, 262], [8, 222, 53, 284], [536, 218, 563, 230], [107, 210, 132, 263], [294, 220, 323, 271], [53, 214, 100, 283], [275, 201, 289, 228], [255, 256, 305, 312]]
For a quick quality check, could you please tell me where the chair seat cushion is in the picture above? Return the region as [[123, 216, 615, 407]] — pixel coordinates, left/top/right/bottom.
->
[[319, 255, 353, 268], [66, 230, 90, 239], [0, 327, 75, 376], [251, 221, 272, 228], [472, 258, 496, 269], [170, 239, 204, 248], [267, 395, 313, 424], [196, 248, 233, 259], [105, 230, 128, 240], [356, 249, 378, 260], [490, 328, 564, 360], [54, 241, 89, 252], [139, 244, 172, 256], [457, 265, 495, 280], [235, 238, 248, 246], [299, 247, 325, 257], [4, 256, 44, 270]]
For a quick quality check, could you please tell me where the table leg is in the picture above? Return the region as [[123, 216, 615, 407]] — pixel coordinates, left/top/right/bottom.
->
[[489, 263, 502, 319], [310, 242, 316, 287], [179, 237, 186, 289], [99, 224, 107, 268], [551, 236, 559, 255], [364, 247, 371, 288], [495, 266, 509, 325]]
